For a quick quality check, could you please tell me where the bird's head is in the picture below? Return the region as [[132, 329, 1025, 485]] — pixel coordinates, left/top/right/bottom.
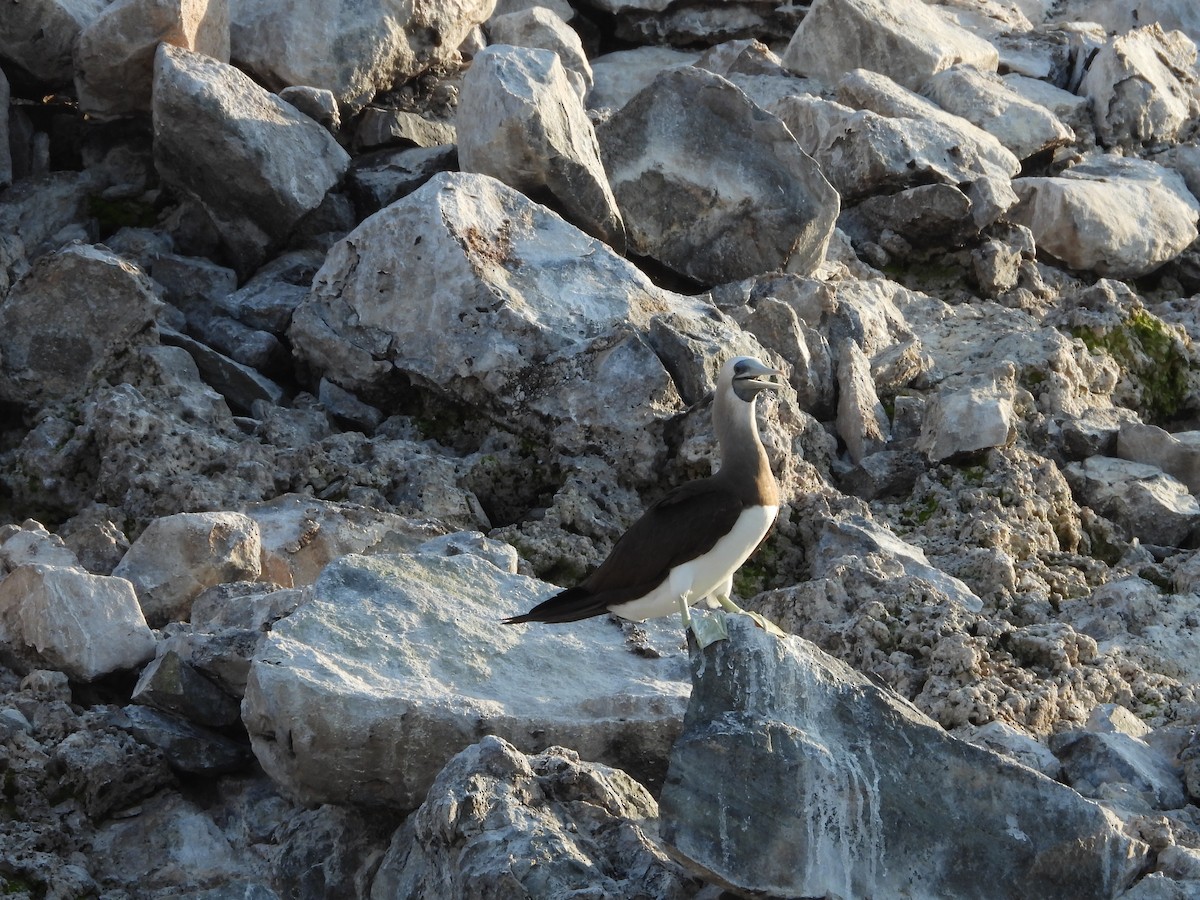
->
[[722, 356, 784, 402]]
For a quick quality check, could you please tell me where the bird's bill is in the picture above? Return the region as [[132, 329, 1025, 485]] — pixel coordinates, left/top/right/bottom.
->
[[733, 360, 785, 392]]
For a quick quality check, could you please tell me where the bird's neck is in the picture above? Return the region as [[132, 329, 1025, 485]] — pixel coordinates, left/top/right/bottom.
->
[[713, 390, 778, 505]]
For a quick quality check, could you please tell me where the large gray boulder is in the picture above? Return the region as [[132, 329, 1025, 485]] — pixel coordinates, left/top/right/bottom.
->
[[597, 66, 839, 284], [241, 545, 691, 808], [231, 0, 495, 108], [289, 171, 701, 481], [74, 0, 230, 120], [151, 44, 351, 276], [457, 45, 625, 250], [1010, 156, 1200, 279], [486, 6, 593, 98], [1064, 456, 1200, 547], [0, 243, 162, 406], [659, 617, 1148, 899], [782, 0, 998, 90], [370, 736, 701, 898]]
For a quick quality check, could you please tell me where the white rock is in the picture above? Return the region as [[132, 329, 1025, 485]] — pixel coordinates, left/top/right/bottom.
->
[[1049, 0, 1200, 48], [1010, 155, 1200, 279], [486, 6, 593, 97], [586, 46, 699, 111], [113, 511, 262, 626], [0, 520, 80, 573], [74, 0, 230, 120], [242, 550, 690, 807], [1081, 24, 1200, 149], [918, 364, 1020, 461], [0, 565, 156, 680], [776, 97, 991, 203], [244, 494, 444, 588], [782, 0, 999, 91], [1118, 424, 1200, 495], [1002, 73, 1093, 142], [922, 64, 1074, 160], [458, 44, 625, 250], [1065, 456, 1200, 547], [231, 0, 495, 108], [151, 44, 351, 276], [836, 339, 890, 464]]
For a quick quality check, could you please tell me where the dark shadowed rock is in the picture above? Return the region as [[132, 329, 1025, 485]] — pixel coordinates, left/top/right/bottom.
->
[[597, 66, 839, 284], [0, 243, 161, 406], [132, 649, 242, 728], [659, 617, 1147, 899], [117, 704, 252, 775]]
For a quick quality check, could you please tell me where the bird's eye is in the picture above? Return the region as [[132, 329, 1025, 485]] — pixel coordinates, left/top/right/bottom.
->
[[733, 361, 748, 375]]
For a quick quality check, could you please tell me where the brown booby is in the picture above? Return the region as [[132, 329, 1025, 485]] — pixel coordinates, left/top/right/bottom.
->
[[504, 355, 786, 643]]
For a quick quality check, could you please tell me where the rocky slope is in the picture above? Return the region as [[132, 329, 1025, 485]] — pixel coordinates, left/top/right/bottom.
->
[[2, 0, 1200, 896]]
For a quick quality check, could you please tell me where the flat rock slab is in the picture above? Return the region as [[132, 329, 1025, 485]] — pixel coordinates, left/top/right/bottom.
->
[[659, 617, 1147, 899], [242, 548, 690, 808]]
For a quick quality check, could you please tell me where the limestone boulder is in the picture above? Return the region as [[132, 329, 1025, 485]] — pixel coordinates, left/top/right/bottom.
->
[[0, 565, 156, 680], [0, 244, 162, 406], [597, 66, 839, 284], [1081, 24, 1200, 150], [582, 0, 801, 47], [772, 93, 1018, 202], [1051, 729, 1188, 811], [0, 520, 80, 573], [230, 0, 494, 108], [74, 0, 230, 120], [289, 171, 700, 482], [1047, 0, 1200, 41], [1118, 424, 1200, 495], [1010, 156, 1200, 279], [457, 45, 625, 250], [113, 511, 262, 627], [1065, 456, 1200, 547], [922, 63, 1074, 160], [370, 736, 702, 898], [917, 364, 1021, 461], [586, 46, 699, 111], [0, 0, 107, 86], [835, 339, 890, 464], [782, 0, 999, 90], [486, 6, 592, 98], [241, 546, 690, 808], [659, 617, 1147, 899], [151, 44, 351, 276]]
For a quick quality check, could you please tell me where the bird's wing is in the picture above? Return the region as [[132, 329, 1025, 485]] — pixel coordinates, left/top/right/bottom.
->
[[582, 478, 745, 597], [501, 480, 746, 625]]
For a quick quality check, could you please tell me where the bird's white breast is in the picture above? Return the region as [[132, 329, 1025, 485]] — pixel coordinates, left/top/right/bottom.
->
[[609, 505, 778, 622]]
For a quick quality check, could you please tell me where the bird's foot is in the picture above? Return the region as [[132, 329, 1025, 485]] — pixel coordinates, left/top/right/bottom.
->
[[688, 609, 729, 648], [714, 596, 787, 637]]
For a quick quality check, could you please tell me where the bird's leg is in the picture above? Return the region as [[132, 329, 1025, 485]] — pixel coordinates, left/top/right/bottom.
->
[[715, 593, 787, 638], [681, 593, 728, 647]]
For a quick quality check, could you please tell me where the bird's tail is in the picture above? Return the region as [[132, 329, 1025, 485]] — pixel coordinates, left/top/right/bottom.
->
[[502, 586, 610, 624]]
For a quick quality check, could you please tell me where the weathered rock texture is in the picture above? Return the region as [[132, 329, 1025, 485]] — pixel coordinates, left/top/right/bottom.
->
[[659, 617, 1147, 899]]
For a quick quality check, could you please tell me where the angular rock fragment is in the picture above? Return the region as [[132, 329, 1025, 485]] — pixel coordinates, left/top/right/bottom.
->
[[1010, 156, 1199, 279], [0, 565, 156, 680], [289, 171, 696, 481], [458, 45, 625, 250], [113, 511, 261, 626], [923, 63, 1074, 160], [917, 364, 1020, 461], [835, 339, 890, 464], [151, 44, 351, 276], [1052, 730, 1188, 811], [487, 6, 593, 97], [231, 0, 492, 107], [1065, 456, 1200, 547], [242, 548, 690, 808], [782, 0, 999, 90], [659, 617, 1147, 899], [132, 649, 242, 727], [597, 66, 838, 284], [1081, 24, 1200, 150], [0, 0, 107, 86], [1118, 423, 1200, 495], [370, 736, 701, 897], [74, 0, 230, 120], [116, 704, 252, 775], [0, 243, 161, 406]]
